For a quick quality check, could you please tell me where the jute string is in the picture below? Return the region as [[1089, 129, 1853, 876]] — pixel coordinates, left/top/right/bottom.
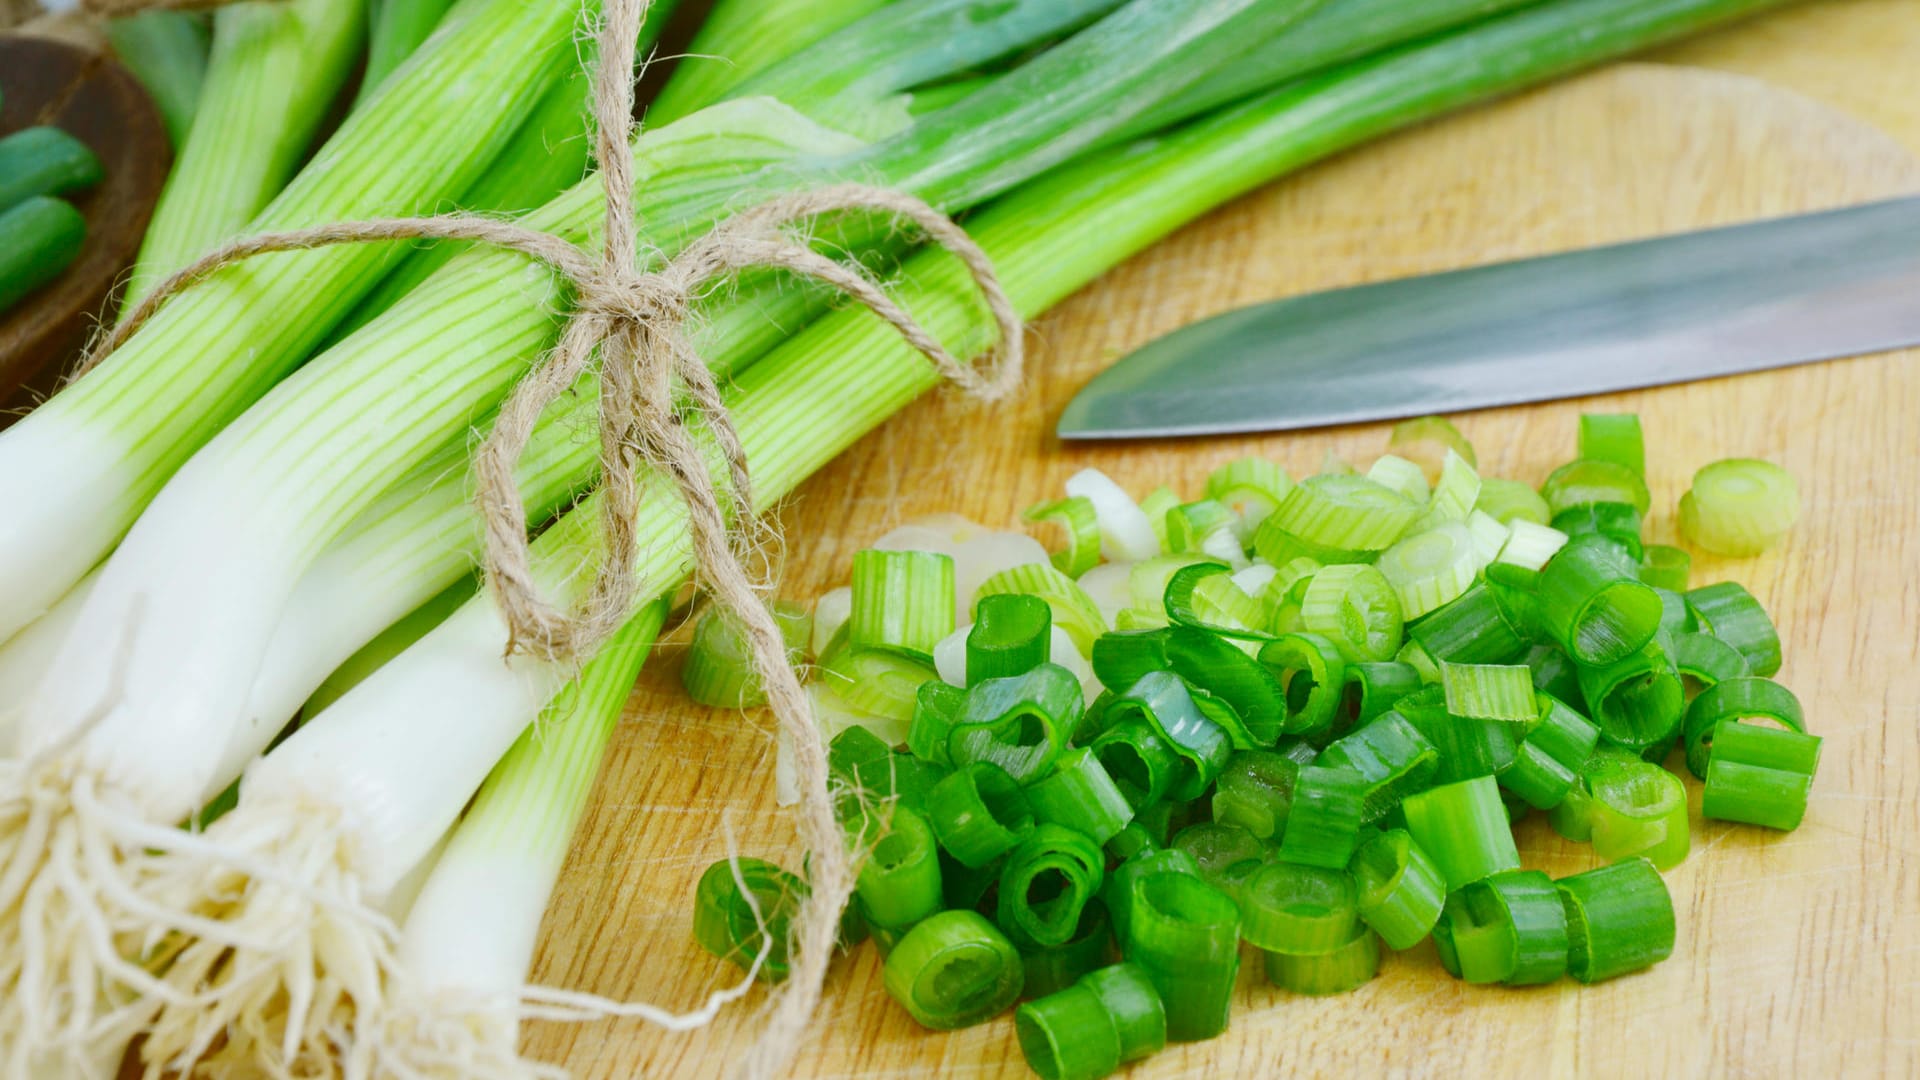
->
[[70, 0, 1024, 1074]]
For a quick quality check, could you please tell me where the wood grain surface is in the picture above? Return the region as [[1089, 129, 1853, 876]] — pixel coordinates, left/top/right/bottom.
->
[[523, 7, 1920, 1077]]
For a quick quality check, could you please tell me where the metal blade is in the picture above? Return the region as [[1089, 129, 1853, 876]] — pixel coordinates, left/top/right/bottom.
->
[[1058, 195, 1920, 440]]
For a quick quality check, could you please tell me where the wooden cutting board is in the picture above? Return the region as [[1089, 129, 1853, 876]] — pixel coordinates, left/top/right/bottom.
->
[[524, 5, 1920, 1076]]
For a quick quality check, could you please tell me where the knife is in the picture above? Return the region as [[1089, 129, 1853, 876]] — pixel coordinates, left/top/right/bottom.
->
[[1057, 195, 1920, 440]]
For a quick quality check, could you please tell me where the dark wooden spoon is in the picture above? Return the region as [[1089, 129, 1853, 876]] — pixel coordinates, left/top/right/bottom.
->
[[0, 31, 171, 425]]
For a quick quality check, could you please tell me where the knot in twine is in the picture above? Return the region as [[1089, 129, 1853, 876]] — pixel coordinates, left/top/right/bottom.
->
[[72, 0, 1023, 1073]]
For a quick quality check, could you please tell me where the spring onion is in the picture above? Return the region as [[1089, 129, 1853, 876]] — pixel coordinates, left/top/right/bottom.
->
[[1681, 675, 1805, 779], [1315, 710, 1438, 823], [1686, 581, 1783, 677], [1275, 765, 1367, 870], [1301, 563, 1405, 663], [1366, 454, 1430, 504], [1678, 458, 1800, 556], [949, 665, 1082, 784], [997, 824, 1107, 949], [1535, 534, 1663, 666], [1576, 639, 1686, 751], [1401, 776, 1520, 891], [1025, 748, 1134, 845], [1475, 477, 1552, 526], [925, 762, 1034, 869], [884, 910, 1026, 1029], [1239, 861, 1358, 954], [1210, 750, 1300, 840], [1441, 661, 1539, 726], [1025, 498, 1103, 578], [1016, 960, 1165, 1080], [979, 563, 1110, 655], [1207, 457, 1293, 541], [852, 549, 958, 658], [1552, 501, 1645, 562], [1126, 872, 1240, 1042], [1260, 632, 1349, 739], [1103, 672, 1232, 801], [1556, 858, 1675, 984], [858, 806, 947, 930], [1585, 762, 1689, 869], [968, 593, 1054, 684], [1020, 901, 1113, 1000], [1170, 822, 1268, 899], [1263, 923, 1381, 995], [682, 601, 810, 708], [359, 0, 462, 104], [1349, 827, 1445, 949], [104, 12, 211, 148], [1701, 721, 1820, 831], [694, 857, 809, 983], [1497, 520, 1570, 574], [1638, 544, 1691, 592], [1376, 522, 1481, 619], [1501, 693, 1601, 810], [1102, 848, 1198, 951], [1541, 458, 1651, 518], [1387, 415, 1477, 481], [1432, 869, 1568, 986]]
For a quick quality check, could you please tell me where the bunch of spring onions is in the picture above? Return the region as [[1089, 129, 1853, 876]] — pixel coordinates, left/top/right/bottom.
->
[[694, 412, 1813, 1080], [0, 0, 1797, 1076]]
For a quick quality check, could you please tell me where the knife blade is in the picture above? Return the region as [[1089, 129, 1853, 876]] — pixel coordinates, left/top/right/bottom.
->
[[1057, 195, 1920, 440]]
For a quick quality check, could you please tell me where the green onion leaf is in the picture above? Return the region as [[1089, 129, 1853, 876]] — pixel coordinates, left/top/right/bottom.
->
[[1555, 857, 1675, 984], [1541, 458, 1652, 516], [1401, 775, 1520, 891], [1026, 747, 1135, 845], [857, 805, 947, 930], [1024, 496, 1103, 579], [926, 762, 1034, 869], [1576, 640, 1686, 752], [1314, 710, 1439, 824], [949, 664, 1083, 784], [1536, 534, 1663, 666], [693, 857, 808, 983], [1686, 581, 1782, 677], [1275, 765, 1368, 870], [1638, 543, 1691, 592], [1577, 414, 1645, 477], [1104, 672, 1232, 801], [1475, 477, 1552, 526], [1366, 454, 1430, 504], [1431, 869, 1568, 986], [1500, 693, 1601, 811], [1702, 721, 1821, 831], [1440, 661, 1539, 726], [968, 593, 1053, 685], [997, 823, 1106, 949], [1207, 457, 1293, 541], [1349, 827, 1445, 950], [1125, 872, 1240, 1042], [1681, 675, 1805, 780], [1210, 749, 1301, 841], [1272, 474, 1421, 552], [1259, 632, 1349, 739], [1388, 415, 1478, 482], [1261, 922, 1380, 996], [1240, 861, 1358, 955], [852, 549, 958, 658], [979, 562, 1110, 655]]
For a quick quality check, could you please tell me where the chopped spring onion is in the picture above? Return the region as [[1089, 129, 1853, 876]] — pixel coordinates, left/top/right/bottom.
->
[[1576, 640, 1686, 751], [1638, 544, 1691, 592], [821, 648, 940, 728], [681, 601, 810, 708], [857, 806, 946, 930], [1262, 922, 1380, 995], [1440, 661, 1539, 726], [1340, 661, 1424, 729], [1025, 748, 1134, 845], [1400, 686, 1517, 783], [1259, 632, 1349, 739], [997, 824, 1107, 949], [852, 549, 958, 658], [1686, 581, 1783, 677], [926, 762, 1034, 869], [1138, 487, 1181, 553], [1125, 872, 1240, 1042], [1170, 821, 1267, 899], [1066, 469, 1162, 563], [1410, 449, 1481, 533], [1387, 415, 1477, 482], [1672, 631, 1751, 691], [1408, 583, 1529, 666], [1681, 675, 1805, 780], [1089, 719, 1184, 813], [1167, 500, 1240, 557], [1210, 750, 1300, 841], [1401, 776, 1520, 891], [1239, 861, 1359, 955], [949, 664, 1082, 784], [1315, 711, 1439, 823], [1535, 534, 1664, 666], [1432, 869, 1568, 986], [1678, 458, 1800, 557], [1025, 497, 1103, 578], [1366, 454, 1431, 504], [909, 681, 966, 766], [1105, 672, 1232, 801], [1577, 414, 1645, 476], [968, 593, 1054, 684], [1501, 693, 1601, 811], [1270, 473, 1421, 553], [1349, 828, 1445, 949], [1020, 901, 1113, 1000], [1102, 848, 1198, 951], [1551, 501, 1644, 562], [1496, 520, 1569, 573], [1541, 458, 1651, 517], [883, 909, 1026, 1030], [1016, 960, 1165, 1080], [1206, 457, 1293, 541], [694, 857, 809, 983], [1301, 563, 1405, 663], [978, 562, 1110, 655], [1701, 721, 1820, 831], [1161, 562, 1267, 640], [1275, 765, 1367, 870], [1475, 476, 1552, 526], [1555, 857, 1675, 984], [1585, 761, 1689, 870]]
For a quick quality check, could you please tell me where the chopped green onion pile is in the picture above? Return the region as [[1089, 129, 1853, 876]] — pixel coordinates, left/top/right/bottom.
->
[[693, 413, 1816, 1076]]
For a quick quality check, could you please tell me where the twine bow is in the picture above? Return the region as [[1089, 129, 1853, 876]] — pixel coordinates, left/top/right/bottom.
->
[[71, 0, 1024, 1073]]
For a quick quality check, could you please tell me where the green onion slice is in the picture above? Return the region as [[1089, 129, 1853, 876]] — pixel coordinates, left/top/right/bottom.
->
[[1431, 869, 1568, 986], [1686, 581, 1782, 677], [1210, 749, 1300, 841], [1017, 901, 1113, 1003], [856, 805, 947, 931], [1702, 721, 1821, 831], [1025, 746, 1134, 845], [1170, 821, 1268, 900], [852, 549, 958, 658], [1126, 872, 1241, 1042], [1401, 775, 1520, 892], [1585, 762, 1689, 870], [882, 909, 1025, 1030], [1300, 563, 1404, 663], [821, 647, 940, 726], [1638, 543, 1691, 592], [1240, 861, 1359, 954], [1575, 640, 1686, 752], [997, 823, 1107, 949], [1259, 632, 1349, 739], [1316, 710, 1439, 824], [1261, 922, 1380, 996], [1388, 415, 1478, 481], [1536, 534, 1663, 666], [1541, 458, 1652, 516], [1408, 583, 1529, 667], [1024, 496, 1103, 578], [1496, 520, 1569, 574], [978, 562, 1110, 656], [1440, 661, 1539, 725], [967, 592, 1053, 684], [926, 762, 1033, 869], [1475, 477, 1552, 526], [1207, 457, 1293, 541], [1678, 458, 1800, 557], [1272, 473, 1421, 552], [1366, 454, 1430, 504], [1349, 827, 1445, 950], [1102, 848, 1198, 953], [1681, 675, 1805, 780], [1555, 857, 1675, 984], [1500, 693, 1601, 811], [949, 664, 1083, 784], [1577, 413, 1645, 476], [1671, 632, 1750, 692], [909, 680, 967, 766], [680, 600, 810, 709], [693, 856, 807, 983], [1275, 764, 1368, 870], [1105, 671, 1232, 801], [1408, 449, 1482, 533]]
